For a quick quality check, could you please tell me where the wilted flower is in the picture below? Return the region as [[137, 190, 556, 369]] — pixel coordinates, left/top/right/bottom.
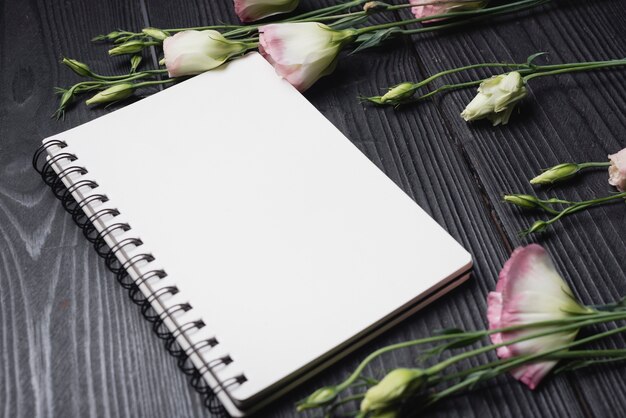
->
[[608, 148, 626, 192], [410, 0, 487, 21], [258, 22, 356, 92], [360, 368, 425, 413], [461, 71, 527, 126], [234, 0, 299, 22], [487, 244, 592, 389], [162, 30, 249, 77], [530, 163, 580, 185], [85, 83, 135, 105]]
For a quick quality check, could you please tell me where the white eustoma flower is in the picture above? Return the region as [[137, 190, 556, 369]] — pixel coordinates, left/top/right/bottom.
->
[[487, 244, 591, 390], [234, 0, 299, 22], [608, 148, 626, 192], [461, 71, 527, 126], [258, 22, 356, 92], [162, 30, 248, 77]]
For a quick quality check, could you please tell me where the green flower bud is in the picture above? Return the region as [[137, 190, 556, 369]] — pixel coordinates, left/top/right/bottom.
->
[[108, 40, 146, 56], [360, 368, 425, 413], [85, 83, 135, 105], [130, 55, 143, 73], [142, 27, 169, 41], [530, 163, 580, 185], [503, 194, 543, 209], [62, 58, 92, 77], [297, 386, 337, 411], [526, 220, 548, 234], [380, 82, 416, 104]]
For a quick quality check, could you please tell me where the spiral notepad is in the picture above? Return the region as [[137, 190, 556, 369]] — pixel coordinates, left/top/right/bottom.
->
[[34, 53, 472, 416]]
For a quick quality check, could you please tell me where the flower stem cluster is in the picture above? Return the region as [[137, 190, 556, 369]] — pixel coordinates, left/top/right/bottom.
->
[[365, 54, 626, 125], [504, 149, 626, 235], [297, 245, 626, 417]]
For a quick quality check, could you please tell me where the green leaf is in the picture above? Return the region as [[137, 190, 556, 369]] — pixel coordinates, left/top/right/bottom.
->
[[331, 15, 369, 30], [526, 52, 548, 67], [351, 27, 402, 54]]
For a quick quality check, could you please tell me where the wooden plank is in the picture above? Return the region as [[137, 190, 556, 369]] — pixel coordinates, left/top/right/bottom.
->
[[396, 0, 626, 417], [0, 0, 204, 416]]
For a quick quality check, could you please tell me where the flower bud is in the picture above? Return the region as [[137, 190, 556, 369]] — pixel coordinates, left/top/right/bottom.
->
[[364, 1, 390, 13], [526, 220, 548, 235], [297, 386, 337, 411], [461, 71, 527, 126], [380, 82, 415, 104], [530, 163, 580, 185], [142, 27, 169, 41], [360, 368, 425, 413], [503, 194, 542, 209], [108, 40, 146, 56], [130, 55, 143, 73], [162, 30, 249, 77], [62, 58, 93, 77], [234, 0, 299, 23], [85, 83, 135, 105]]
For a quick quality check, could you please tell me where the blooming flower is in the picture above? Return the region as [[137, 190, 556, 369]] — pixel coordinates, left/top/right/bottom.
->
[[608, 148, 626, 192], [487, 244, 591, 389], [410, 0, 487, 21], [461, 71, 527, 126], [162, 30, 249, 77], [360, 368, 425, 413], [258, 22, 356, 92], [234, 0, 299, 22]]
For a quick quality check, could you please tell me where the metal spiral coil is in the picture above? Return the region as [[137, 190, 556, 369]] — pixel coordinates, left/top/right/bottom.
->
[[33, 142, 233, 417]]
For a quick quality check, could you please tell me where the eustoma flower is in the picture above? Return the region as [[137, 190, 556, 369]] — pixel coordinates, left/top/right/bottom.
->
[[608, 148, 626, 192], [258, 22, 356, 92], [487, 244, 592, 389], [461, 71, 527, 126], [162, 30, 251, 77], [234, 0, 299, 22], [410, 0, 487, 20]]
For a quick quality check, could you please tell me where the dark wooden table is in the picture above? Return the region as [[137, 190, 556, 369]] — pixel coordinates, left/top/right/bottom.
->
[[2, 0, 626, 416]]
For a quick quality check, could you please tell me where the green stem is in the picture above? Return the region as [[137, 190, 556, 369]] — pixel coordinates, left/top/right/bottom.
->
[[523, 59, 626, 81], [426, 311, 626, 376], [333, 309, 619, 392], [539, 191, 626, 230], [577, 162, 612, 169], [428, 323, 626, 405], [87, 69, 167, 81], [133, 78, 178, 88], [356, 0, 550, 36]]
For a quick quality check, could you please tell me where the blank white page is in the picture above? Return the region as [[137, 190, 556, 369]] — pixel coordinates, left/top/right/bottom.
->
[[46, 53, 471, 403]]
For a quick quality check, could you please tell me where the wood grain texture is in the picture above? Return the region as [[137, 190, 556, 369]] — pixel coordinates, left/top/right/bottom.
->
[[1, 0, 625, 417]]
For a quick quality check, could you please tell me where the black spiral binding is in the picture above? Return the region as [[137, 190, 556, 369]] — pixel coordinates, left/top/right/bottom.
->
[[33, 141, 247, 416]]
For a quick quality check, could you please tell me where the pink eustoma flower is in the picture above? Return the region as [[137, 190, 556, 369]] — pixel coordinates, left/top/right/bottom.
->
[[487, 244, 590, 390], [410, 0, 488, 21], [258, 22, 356, 92], [608, 148, 626, 192], [234, 0, 299, 23]]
